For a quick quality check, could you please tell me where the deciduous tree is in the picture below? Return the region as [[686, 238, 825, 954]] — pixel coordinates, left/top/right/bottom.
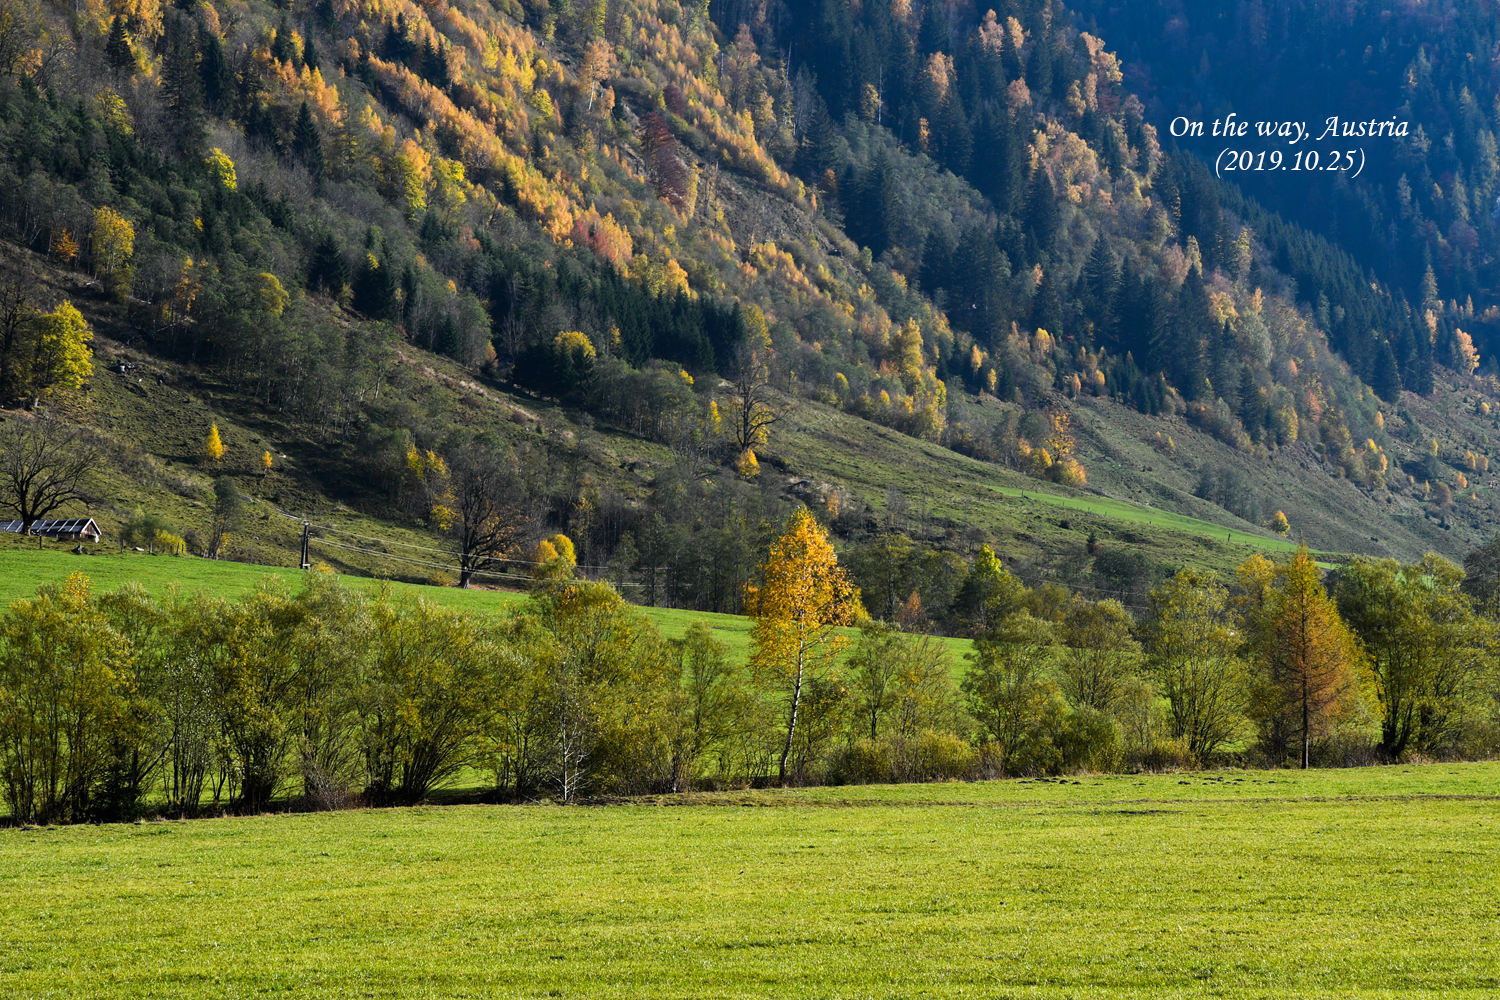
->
[[207, 475, 243, 559], [728, 305, 782, 452], [1057, 597, 1139, 712], [1143, 568, 1247, 763], [0, 418, 98, 533], [90, 207, 134, 298], [747, 507, 861, 782], [0, 574, 132, 824], [204, 422, 225, 462], [360, 592, 494, 804], [21, 301, 93, 407], [962, 610, 1062, 774], [1334, 556, 1493, 760], [440, 439, 531, 588]]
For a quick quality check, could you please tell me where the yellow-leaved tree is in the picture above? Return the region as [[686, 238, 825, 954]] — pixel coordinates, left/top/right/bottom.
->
[[747, 507, 862, 782], [21, 302, 94, 407], [533, 533, 577, 581], [90, 206, 134, 297], [204, 423, 225, 462]]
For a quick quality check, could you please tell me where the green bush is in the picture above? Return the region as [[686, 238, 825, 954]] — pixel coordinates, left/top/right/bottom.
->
[[892, 729, 977, 782], [1141, 736, 1194, 772], [1056, 708, 1123, 774], [829, 738, 894, 785]]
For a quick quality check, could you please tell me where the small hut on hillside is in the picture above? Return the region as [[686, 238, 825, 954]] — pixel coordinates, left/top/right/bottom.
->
[[0, 518, 102, 542]]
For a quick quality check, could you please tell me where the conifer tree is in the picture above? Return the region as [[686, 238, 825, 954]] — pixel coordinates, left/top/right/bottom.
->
[[1023, 168, 1060, 250], [204, 423, 225, 463], [292, 101, 325, 180], [160, 16, 205, 156], [308, 232, 350, 294], [105, 16, 134, 73], [1264, 548, 1362, 768], [271, 16, 295, 66], [352, 252, 397, 319], [199, 30, 233, 117]]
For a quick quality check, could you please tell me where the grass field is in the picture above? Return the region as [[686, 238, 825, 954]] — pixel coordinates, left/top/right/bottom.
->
[[1, 764, 1496, 998], [0, 546, 976, 668]]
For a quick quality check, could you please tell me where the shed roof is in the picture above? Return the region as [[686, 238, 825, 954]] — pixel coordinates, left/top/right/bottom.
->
[[0, 518, 100, 534]]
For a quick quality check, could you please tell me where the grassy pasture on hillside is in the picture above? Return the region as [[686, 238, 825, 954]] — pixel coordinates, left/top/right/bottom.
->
[[1, 765, 1497, 998], [0, 547, 975, 671]]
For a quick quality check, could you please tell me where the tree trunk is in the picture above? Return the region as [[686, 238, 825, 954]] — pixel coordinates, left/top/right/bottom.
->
[[778, 641, 806, 784], [1302, 674, 1311, 769]]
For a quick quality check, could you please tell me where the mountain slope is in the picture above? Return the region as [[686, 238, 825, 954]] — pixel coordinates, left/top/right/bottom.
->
[[3, 0, 1500, 625]]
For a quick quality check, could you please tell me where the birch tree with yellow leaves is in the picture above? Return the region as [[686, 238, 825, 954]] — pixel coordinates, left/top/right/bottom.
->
[[747, 507, 861, 782]]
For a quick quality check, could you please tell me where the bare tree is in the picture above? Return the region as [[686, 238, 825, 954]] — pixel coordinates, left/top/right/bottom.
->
[[446, 441, 530, 588], [729, 338, 783, 452], [0, 418, 99, 532]]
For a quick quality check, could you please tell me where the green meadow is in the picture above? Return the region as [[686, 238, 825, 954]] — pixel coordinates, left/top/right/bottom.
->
[[0, 546, 975, 668], [2, 765, 1497, 998]]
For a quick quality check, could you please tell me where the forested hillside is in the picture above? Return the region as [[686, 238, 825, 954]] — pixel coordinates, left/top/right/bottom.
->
[[3, 0, 1500, 611], [1077, 0, 1500, 379]]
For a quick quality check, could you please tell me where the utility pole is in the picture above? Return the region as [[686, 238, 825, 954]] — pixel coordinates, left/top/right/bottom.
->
[[299, 522, 311, 570]]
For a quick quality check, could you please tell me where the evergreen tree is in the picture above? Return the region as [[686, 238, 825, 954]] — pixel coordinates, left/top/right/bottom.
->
[[105, 16, 134, 73], [1169, 268, 1214, 398], [851, 153, 900, 260], [315, 0, 337, 32], [918, 3, 951, 55], [974, 106, 1025, 215], [302, 33, 320, 74], [292, 101, 325, 180], [160, 16, 206, 157], [1372, 341, 1402, 402], [199, 29, 233, 117], [271, 17, 296, 67], [1023, 168, 1060, 252], [936, 91, 973, 174], [1025, 35, 1053, 97], [307, 232, 349, 294], [352, 251, 397, 319], [1080, 233, 1120, 340]]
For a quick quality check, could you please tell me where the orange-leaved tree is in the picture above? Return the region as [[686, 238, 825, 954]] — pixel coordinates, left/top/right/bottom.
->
[[1242, 546, 1364, 768], [747, 507, 861, 783]]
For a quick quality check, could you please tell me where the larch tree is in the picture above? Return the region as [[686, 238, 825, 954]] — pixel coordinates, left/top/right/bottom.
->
[[747, 507, 861, 782], [1257, 547, 1364, 768], [204, 423, 225, 462]]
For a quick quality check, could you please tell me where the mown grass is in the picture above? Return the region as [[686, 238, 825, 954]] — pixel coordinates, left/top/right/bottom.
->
[[2, 764, 1497, 998]]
